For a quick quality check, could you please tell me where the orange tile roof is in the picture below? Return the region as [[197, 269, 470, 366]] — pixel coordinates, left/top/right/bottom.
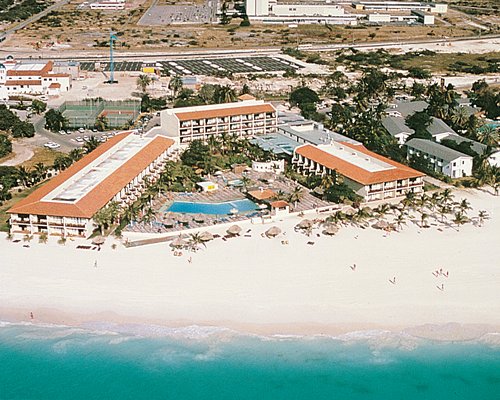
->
[[174, 104, 276, 122], [270, 200, 289, 208], [247, 188, 276, 201], [8, 133, 174, 218], [5, 80, 42, 86], [6, 61, 53, 77], [295, 142, 424, 185], [238, 94, 256, 101], [48, 83, 61, 88], [43, 73, 70, 78]]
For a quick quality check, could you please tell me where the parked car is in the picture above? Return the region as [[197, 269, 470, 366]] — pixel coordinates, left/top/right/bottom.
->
[[44, 142, 60, 149], [75, 137, 83, 143]]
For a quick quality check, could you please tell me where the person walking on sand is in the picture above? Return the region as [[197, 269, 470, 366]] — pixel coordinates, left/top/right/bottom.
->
[[94, 260, 98, 268], [30, 312, 34, 320], [188, 256, 192, 264]]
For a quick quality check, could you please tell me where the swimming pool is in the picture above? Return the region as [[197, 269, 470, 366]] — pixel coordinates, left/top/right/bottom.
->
[[167, 199, 258, 215]]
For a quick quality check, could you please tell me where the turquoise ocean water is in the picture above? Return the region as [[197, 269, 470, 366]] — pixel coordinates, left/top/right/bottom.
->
[[0, 321, 499, 400]]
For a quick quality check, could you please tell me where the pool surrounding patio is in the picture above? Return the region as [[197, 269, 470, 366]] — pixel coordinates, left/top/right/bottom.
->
[[167, 199, 258, 215]]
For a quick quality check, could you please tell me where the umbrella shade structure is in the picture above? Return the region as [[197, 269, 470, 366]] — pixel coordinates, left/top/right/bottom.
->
[[296, 219, 313, 230], [193, 214, 206, 223], [91, 236, 105, 245], [343, 206, 356, 216], [322, 224, 339, 236], [176, 214, 191, 224], [163, 218, 176, 227], [226, 225, 242, 236], [199, 231, 214, 242], [372, 220, 389, 230], [265, 226, 282, 237], [170, 237, 187, 248]]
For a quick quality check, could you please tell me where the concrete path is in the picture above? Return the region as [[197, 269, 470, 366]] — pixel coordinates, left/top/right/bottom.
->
[[0, 141, 34, 166]]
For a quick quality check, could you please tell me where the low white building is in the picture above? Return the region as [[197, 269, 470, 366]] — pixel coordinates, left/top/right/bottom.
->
[[0, 59, 71, 97], [90, 0, 125, 10], [252, 159, 285, 174], [406, 138, 473, 178]]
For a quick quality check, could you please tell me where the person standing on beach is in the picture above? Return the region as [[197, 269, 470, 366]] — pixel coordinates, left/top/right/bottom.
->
[[94, 260, 98, 268]]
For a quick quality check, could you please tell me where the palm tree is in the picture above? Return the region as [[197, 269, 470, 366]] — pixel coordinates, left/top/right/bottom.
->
[[68, 148, 84, 162], [477, 210, 489, 226], [288, 186, 304, 208], [136, 74, 152, 93], [320, 174, 334, 193], [93, 208, 112, 235], [395, 211, 407, 231], [168, 75, 183, 98], [83, 136, 101, 154], [440, 188, 454, 205], [485, 165, 500, 195], [458, 198, 471, 214], [57, 235, 67, 246], [16, 166, 32, 188], [33, 163, 47, 183], [438, 204, 451, 224], [123, 203, 140, 225], [451, 107, 469, 131], [453, 211, 469, 230], [38, 232, 48, 244], [141, 206, 156, 225], [476, 125, 499, 147], [420, 212, 429, 228], [374, 203, 391, 218], [241, 176, 251, 192], [188, 232, 205, 252]]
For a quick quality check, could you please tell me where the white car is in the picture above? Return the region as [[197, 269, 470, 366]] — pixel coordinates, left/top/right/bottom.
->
[[75, 137, 83, 143], [44, 142, 60, 149], [59, 130, 66, 135], [78, 127, 85, 133]]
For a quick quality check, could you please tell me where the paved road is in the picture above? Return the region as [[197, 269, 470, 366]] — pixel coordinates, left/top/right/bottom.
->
[[3, 34, 500, 62], [0, 0, 72, 41], [31, 115, 81, 153]]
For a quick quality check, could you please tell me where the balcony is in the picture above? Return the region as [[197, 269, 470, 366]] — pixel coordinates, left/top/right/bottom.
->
[[11, 218, 30, 224]]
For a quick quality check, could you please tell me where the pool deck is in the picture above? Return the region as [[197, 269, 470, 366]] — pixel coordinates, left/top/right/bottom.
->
[[124, 169, 334, 236]]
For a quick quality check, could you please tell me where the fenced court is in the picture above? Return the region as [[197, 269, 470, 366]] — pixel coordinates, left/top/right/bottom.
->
[[60, 99, 141, 129]]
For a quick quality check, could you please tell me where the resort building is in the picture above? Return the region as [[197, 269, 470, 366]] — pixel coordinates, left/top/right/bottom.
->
[[382, 116, 414, 145], [252, 160, 285, 174], [441, 134, 500, 167], [386, 100, 428, 118], [292, 142, 425, 202], [89, 0, 126, 10], [0, 59, 71, 97], [352, 1, 447, 13], [160, 100, 278, 145], [406, 138, 473, 178], [8, 132, 175, 238]]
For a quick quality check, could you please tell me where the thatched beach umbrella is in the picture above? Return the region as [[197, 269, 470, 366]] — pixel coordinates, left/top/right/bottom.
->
[[170, 237, 186, 248], [372, 220, 389, 230], [226, 225, 242, 236], [322, 224, 339, 236], [199, 231, 214, 242], [344, 206, 356, 216], [176, 214, 190, 225], [91, 236, 105, 245], [194, 214, 206, 223], [296, 219, 313, 230], [163, 218, 176, 227], [265, 226, 282, 238]]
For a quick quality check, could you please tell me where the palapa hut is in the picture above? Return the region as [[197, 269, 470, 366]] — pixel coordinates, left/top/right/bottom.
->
[[194, 214, 206, 223], [162, 217, 176, 227], [372, 220, 389, 230], [226, 225, 242, 236], [170, 237, 187, 248], [322, 224, 339, 236], [265, 226, 282, 238], [176, 214, 191, 225], [91, 236, 105, 245], [199, 231, 214, 242], [296, 219, 313, 230]]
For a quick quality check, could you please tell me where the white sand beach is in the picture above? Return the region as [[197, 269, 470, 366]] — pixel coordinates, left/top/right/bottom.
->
[[1, 188, 499, 338]]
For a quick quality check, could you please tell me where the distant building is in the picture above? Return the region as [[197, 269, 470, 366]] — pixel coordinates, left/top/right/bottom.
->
[[89, 0, 125, 10], [8, 132, 175, 238], [406, 138, 473, 178], [411, 10, 435, 25], [293, 141, 425, 202], [427, 117, 457, 142], [386, 100, 429, 118], [251, 159, 285, 174], [160, 100, 277, 145], [352, 1, 447, 13], [0, 59, 71, 97]]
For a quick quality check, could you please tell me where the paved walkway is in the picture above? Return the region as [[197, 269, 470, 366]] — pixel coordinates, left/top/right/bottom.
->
[[0, 141, 34, 166]]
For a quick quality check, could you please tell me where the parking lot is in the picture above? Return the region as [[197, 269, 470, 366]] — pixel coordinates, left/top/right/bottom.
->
[[138, 0, 217, 26], [80, 57, 302, 76]]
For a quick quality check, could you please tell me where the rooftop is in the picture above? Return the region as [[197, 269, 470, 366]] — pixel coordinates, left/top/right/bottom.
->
[[382, 116, 414, 137], [406, 138, 472, 162], [247, 188, 276, 201], [278, 121, 359, 146], [165, 100, 276, 122], [296, 142, 424, 185], [9, 133, 174, 218], [441, 133, 494, 156], [427, 117, 456, 136], [386, 100, 428, 118]]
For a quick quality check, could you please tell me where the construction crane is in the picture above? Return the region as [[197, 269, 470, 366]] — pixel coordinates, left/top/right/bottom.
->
[[107, 31, 118, 84]]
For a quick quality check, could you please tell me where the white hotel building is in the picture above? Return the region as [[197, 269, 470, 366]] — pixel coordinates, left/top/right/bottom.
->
[[293, 141, 425, 202], [160, 100, 278, 145], [8, 132, 175, 238]]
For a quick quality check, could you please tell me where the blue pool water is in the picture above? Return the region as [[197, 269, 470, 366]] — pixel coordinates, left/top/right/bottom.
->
[[0, 322, 499, 400], [167, 199, 258, 215]]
